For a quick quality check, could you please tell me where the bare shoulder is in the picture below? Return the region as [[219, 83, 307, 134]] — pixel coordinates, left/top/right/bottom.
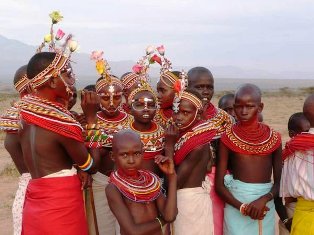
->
[[105, 183, 120, 199]]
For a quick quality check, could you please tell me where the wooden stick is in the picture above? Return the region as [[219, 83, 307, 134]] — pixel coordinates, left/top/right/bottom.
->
[[258, 220, 262, 235], [89, 185, 99, 235]]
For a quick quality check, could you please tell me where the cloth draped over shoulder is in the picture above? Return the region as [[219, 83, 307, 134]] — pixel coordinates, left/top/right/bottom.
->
[[221, 122, 281, 155], [223, 175, 275, 235], [174, 121, 217, 165], [22, 175, 88, 235], [19, 95, 83, 142]]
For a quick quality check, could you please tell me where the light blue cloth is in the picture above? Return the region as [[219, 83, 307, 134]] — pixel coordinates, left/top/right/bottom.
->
[[223, 174, 275, 235]]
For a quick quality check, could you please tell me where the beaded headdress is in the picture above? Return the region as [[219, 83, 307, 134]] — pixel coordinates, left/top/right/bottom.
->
[[14, 74, 31, 94], [128, 81, 157, 106], [32, 11, 78, 93], [121, 72, 140, 90], [172, 71, 189, 113], [180, 91, 203, 110], [91, 51, 123, 94]]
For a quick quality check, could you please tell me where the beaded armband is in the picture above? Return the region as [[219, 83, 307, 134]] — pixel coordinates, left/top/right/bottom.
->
[[79, 153, 94, 171], [84, 124, 108, 148]]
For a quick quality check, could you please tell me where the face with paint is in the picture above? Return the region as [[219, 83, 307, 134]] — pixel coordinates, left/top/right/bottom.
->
[[173, 99, 201, 132], [99, 84, 123, 117], [131, 91, 157, 124]]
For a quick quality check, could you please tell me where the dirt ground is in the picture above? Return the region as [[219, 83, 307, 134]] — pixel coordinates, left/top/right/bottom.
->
[[0, 92, 308, 234]]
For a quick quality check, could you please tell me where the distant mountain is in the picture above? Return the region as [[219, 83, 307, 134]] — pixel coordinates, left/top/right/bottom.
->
[[0, 34, 312, 88]]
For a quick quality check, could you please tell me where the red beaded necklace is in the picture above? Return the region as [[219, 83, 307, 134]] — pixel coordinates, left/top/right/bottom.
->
[[109, 169, 161, 203]]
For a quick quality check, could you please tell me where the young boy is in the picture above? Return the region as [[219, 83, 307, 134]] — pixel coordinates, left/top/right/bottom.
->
[[106, 129, 177, 235], [129, 82, 165, 174], [280, 96, 314, 235], [19, 52, 100, 234], [215, 83, 282, 235], [277, 112, 310, 235], [188, 67, 233, 235], [168, 90, 217, 235], [0, 64, 31, 235]]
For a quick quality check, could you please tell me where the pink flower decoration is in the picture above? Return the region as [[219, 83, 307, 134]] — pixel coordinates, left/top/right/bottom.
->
[[149, 54, 162, 65], [55, 29, 65, 41], [157, 45, 165, 56], [132, 64, 144, 74], [90, 51, 104, 61]]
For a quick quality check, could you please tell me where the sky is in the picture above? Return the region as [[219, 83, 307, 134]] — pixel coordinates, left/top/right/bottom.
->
[[0, 0, 313, 73]]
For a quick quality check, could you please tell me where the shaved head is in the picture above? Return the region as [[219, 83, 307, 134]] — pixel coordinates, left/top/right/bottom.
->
[[235, 83, 262, 103], [13, 65, 28, 85], [187, 66, 213, 85], [112, 129, 142, 152], [303, 94, 314, 126]]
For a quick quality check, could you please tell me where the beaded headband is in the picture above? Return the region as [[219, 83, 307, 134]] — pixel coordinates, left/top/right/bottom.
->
[[128, 81, 157, 105], [14, 74, 31, 93], [181, 91, 203, 110], [32, 11, 78, 91], [96, 77, 123, 94], [121, 73, 140, 90]]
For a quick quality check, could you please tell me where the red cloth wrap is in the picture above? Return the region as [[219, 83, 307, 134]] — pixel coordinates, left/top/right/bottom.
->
[[221, 122, 281, 155], [20, 110, 83, 143], [205, 103, 218, 119], [282, 133, 314, 160], [22, 175, 88, 235], [174, 121, 217, 165]]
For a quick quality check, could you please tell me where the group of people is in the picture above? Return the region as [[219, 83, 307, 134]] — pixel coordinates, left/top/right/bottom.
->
[[0, 11, 313, 235]]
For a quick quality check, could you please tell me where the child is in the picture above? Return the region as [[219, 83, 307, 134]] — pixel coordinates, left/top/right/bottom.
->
[[188, 66, 233, 235], [106, 129, 177, 235], [281, 96, 314, 235], [0, 64, 31, 235], [129, 82, 164, 174], [169, 89, 217, 235], [218, 93, 236, 121], [85, 54, 132, 235], [277, 112, 310, 235], [121, 72, 140, 113], [215, 83, 282, 235]]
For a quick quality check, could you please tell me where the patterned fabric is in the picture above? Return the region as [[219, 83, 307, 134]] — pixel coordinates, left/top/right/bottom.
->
[[109, 169, 161, 203], [174, 121, 217, 165], [96, 111, 132, 147], [221, 122, 281, 155], [12, 173, 31, 235], [19, 95, 83, 142], [130, 120, 165, 160], [0, 102, 20, 133]]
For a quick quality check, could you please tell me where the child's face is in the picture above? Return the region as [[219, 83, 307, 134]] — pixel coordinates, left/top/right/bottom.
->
[[173, 99, 199, 132], [156, 80, 175, 109], [221, 97, 236, 120], [189, 73, 214, 103], [234, 93, 262, 122], [113, 137, 143, 176], [99, 85, 122, 117], [131, 91, 157, 124]]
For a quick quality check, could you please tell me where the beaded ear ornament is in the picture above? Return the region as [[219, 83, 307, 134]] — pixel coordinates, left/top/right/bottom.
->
[[92, 51, 123, 106], [172, 70, 188, 113], [33, 11, 78, 95]]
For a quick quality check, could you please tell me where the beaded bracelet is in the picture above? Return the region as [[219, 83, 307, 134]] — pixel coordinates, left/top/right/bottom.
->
[[85, 123, 100, 130], [79, 154, 94, 172], [240, 203, 248, 216]]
